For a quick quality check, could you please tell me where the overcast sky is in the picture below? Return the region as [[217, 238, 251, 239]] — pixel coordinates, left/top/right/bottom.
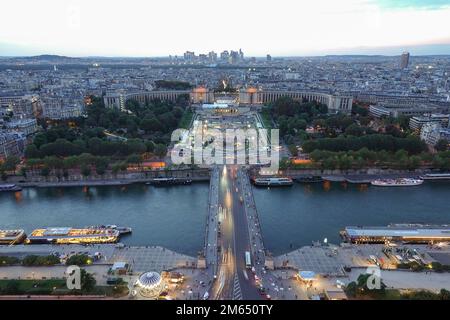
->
[[1, 0, 449, 57]]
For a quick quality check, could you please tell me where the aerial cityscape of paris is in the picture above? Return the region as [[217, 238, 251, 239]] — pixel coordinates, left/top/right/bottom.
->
[[1, 0, 450, 311]]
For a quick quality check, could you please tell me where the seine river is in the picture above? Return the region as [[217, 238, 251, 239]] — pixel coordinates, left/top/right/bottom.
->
[[254, 181, 450, 255], [1, 181, 449, 256], [0, 184, 209, 256]]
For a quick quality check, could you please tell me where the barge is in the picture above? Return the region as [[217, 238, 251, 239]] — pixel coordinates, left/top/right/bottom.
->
[[419, 173, 450, 180], [371, 178, 423, 187], [251, 177, 294, 187], [25, 227, 120, 244], [146, 178, 193, 186], [0, 184, 22, 192], [341, 224, 450, 244], [0, 229, 26, 245]]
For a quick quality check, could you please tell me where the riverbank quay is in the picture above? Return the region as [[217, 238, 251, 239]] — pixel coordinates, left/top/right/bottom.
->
[[274, 243, 450, 274], [4, 168, 210, 188], [268, 242, 450, 300], [0, 244, 214, 300], [248, 167, 440, 184], [0, 244, 197, 272], [283, 168, 431, 177]]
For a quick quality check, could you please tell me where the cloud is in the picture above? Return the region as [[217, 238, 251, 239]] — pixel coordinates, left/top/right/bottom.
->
[[0, 0, 449, 56], [375, 0, 450, 10]]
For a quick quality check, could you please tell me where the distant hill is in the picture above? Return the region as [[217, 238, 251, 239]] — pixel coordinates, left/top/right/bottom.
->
[[29, 54, 77, 60]]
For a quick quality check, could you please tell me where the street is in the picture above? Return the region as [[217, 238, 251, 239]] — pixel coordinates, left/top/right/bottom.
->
[[214, 166, 262, 300]]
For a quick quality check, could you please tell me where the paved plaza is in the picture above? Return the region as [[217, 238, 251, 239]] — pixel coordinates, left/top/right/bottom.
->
[[110, 246, 196, 273], [275, 245, 346, 276]]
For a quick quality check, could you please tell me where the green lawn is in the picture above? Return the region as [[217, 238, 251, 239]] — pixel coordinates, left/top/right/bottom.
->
[[259, 111, 273, 129], [179, 110, 194, 129], [351, 289, 402, 300], [0, 279, 128, 297], [0, 279, 66, 294]]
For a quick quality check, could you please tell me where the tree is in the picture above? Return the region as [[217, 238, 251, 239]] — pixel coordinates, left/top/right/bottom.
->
[[80, 165, 91, 177], [126, 139, 146, 155], [345, 124, 365, 137], [145, 140, 155, 152], [25, 144, 42, 159], [80, 269, 96, 292], [33, 133, 48, 148], [352, 103, 369, 117], [385, 124, 403, 138], [140, 118, 162, 133], [0, 256, 20, 265], [288, 144, 298, 157], [66, 254, 90, 266], [94, 158, 109, 175], [154, 144, 167, 158], [21, 255, 59, 266], [40, 166, 50, 177], [111, 163, 122, 175], [272, 97, 298, 117], [1, 156, 20, 172], [440, 289, 450, 300], [126, 154, 141, 164], [40, 139, 84, 157], [344, 281, 358, 298], [435, 139, 449, 152], [154, 80, 192, 90], [19, 166, 27, 178]]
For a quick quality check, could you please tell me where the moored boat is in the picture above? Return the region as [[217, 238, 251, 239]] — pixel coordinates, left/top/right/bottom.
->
[[146, 178, 192, 186], [25, 227, 120, 244], [419, 173, 450, 180], [0, 184, 22, 192], [86, 225, 132, 235], [0, 229, 26, 245], [295, 176, 323, 183], [371, 178, 423, 187], [251, 177, 294, 187], [341, 224, 450, 244]]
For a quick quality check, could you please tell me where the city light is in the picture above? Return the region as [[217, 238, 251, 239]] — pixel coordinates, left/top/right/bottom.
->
[[0, 0, 449, 308]]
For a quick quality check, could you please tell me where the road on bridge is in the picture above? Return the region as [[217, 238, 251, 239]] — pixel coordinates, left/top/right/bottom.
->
[[214, 165, 262, 300]]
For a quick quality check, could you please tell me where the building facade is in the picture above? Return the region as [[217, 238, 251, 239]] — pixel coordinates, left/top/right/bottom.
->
[[420, 122, 450, 146], [370, 104, 439, 118], [400, 52, 410, 69], [104, 90, 191, 109], [5, 118, 38, 136], [0, 94, 40, 118], [104, 88, 353, 114], [409, 114, 449, 131], [0, 131, 26, 160], [40, 96, 84, 119]]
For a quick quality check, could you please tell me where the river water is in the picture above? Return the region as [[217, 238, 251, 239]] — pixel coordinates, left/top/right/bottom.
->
[[0, 183, 209, 256], [253, 181, 450, 255], [1, 181, 449, 256]]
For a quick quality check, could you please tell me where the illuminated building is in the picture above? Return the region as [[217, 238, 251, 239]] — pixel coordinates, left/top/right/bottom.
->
[[135, 272, 165, 299], [25, 227, 120, 244]]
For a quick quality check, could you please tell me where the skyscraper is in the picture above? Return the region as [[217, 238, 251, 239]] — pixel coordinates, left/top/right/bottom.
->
[[239, 48, 244, 61], [208, 51, 217, 63], [400, 52, 410, 69], [220, 50, 230, 62], [229, 50, 240, 64]]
